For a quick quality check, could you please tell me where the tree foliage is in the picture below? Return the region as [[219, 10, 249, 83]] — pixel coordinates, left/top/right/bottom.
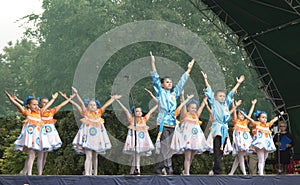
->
[[0, 0, 275, 175]]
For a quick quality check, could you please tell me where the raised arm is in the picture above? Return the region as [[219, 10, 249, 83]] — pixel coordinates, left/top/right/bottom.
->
[[100, 95, 122, 112], [55, 93, 76, 112], [201, 71, 210, 88], [231, 75, 245, 94], [269, 111, 284, 125], [4, 90, 25, 113], [180, 90, 187, 115], [173, 60, 194, 97], [144, 104, 158, 120], [150, 51, 157, 72], [42, 92, 59, 111], [241, 111, 255, 123], [72, 87, 86, 111], [144, 88, 158, 104], [196, 95, 209, 117], [59, 91, 83, 113], [115, 99, 132, 120], [203, 95, 212, 116], [230, 99, 242, 120], [247, 99, 257, 117], [12, 95, 24, 106], [176, 94, 194, 116], [186, 59, 194, 75]]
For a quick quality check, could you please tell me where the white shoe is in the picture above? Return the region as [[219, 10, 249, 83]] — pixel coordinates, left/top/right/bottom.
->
[[162, 168, 167, 175], [209, 170, 214, 176]]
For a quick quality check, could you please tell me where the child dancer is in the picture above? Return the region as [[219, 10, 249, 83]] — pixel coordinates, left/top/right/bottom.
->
[[228, 99, 257, 175], [116, 91, 157, 175], [242, 110, 284, 175], [180, 95, 209, 175], [150, 51, 194, 175], [37, 92, 75, 175], [4, 91, 43, 175], [201, 71, 244, 175], [61, 87, 121, 175], [170, 91, 194, 154]]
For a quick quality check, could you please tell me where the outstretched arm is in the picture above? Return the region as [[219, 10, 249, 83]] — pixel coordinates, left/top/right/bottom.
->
[[196, 95, 209, 117], [201, 71, 210, 88], [180, 90, 187, 115], [173, 60, 194, 97], [176, 94, 194, 115], [4, 90, 25, 113], [241, 111, 255, 123], [72, 87, 86, 111], [115, 99, 132, 120], [144, 88, 158, 104], [12, 95, 24, 106], [186, 59, 194, 75], [144, 104, 158, 120], [231, 75, 245, 94], [59, 91, 83, 113], [248, 99, 257, 117], [42, 92, 59, 111], [101, 95, 122, 112], [150, 51, 157, 72], [203, 94, 212, 115], [269, 111, 284, 125], [55, 93, 76, 112], [230, 99, 242, 120]]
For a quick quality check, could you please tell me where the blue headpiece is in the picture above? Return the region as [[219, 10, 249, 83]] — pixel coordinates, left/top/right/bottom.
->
[[36, 97, 41, 105], [237, 108, 247, 115], [130, 106, 135, 114], [84, 98, 101, 108], [253, 110, 268, 119], [186, 98, 199, 107], [23, 96, 34, 106]]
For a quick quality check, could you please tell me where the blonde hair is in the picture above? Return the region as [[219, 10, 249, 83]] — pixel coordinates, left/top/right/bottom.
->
[[279, 121, 287, 128]]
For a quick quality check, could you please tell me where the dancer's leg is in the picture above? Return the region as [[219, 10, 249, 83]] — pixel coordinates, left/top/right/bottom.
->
[[257, 149, 265, 175], [20, 156, 29, 175], [228, 157, 239, 175], [27, 150, 36, 175], [184, 150, 193, 175], [42, 152, 48, 169], [238, 151, 246, 175], [84, 150, 92, 175], [136, 154, 141, 174], [37, 152, 45, 175], [92, 151, 98, 176]]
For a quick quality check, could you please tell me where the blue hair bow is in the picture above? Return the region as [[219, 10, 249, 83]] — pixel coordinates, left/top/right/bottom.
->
[[186, 98, 199, 107], [23, 96, 34, 106], [237, 108, 247, 115], [36, 97, 41, 105], [130, 106, 135, 114], [84, 98, 101, 108], [253, 110, 267, 118]]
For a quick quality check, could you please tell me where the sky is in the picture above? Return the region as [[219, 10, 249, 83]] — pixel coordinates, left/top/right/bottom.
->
[[0, 0, 43, 53]]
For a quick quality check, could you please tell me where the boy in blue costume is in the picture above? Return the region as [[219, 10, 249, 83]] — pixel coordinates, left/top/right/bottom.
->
[[150, 51, 194, 175], [201, 71, 244, 175]]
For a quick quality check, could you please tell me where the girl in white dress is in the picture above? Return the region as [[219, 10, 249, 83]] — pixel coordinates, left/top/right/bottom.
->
[[61, 87, 121, 176], [228, 99, 256, 175], [116, 96, 157, 175], [180, 96, 209, 175], [242, 110, 284, 175]]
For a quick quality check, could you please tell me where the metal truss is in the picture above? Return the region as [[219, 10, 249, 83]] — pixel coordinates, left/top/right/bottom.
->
[[188, 0, 290, 125], [285, 0, 300, 16]]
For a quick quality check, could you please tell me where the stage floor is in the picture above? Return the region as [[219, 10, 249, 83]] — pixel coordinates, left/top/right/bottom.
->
[[1, 174, 300, 185]]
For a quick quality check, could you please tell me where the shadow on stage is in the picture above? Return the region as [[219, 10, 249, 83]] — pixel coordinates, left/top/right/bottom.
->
[[0, 174, 300, 185]]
